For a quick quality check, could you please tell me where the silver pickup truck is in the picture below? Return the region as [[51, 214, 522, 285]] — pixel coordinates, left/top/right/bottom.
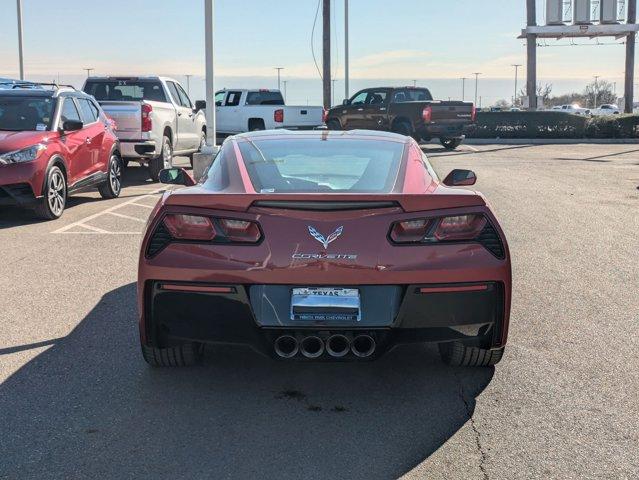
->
[[83, 76, 207, 180]]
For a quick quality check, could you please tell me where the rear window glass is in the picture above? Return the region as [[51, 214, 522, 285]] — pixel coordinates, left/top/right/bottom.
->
[[393, 88, 433, 102], [0, 96, 56, 131], [245, 91, 284, 105], [84, 80, 167, 102], [237, 138, 404, 193]]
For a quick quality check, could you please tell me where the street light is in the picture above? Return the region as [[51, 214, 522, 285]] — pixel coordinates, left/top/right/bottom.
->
[[16, 0, 24, 80], [472, 72, 482, 106], [512, 64, 522, 106], [274, 67, 284, 91], [331, 79, 337, 104], [461, 77, 466, 101], [83, 68, 94, 77], [593, 75, 600, 109], [282, 80, 288, 102], [344, 0, 349, 101], [412, 79, 417, 87], [185, 74, 192, 95]]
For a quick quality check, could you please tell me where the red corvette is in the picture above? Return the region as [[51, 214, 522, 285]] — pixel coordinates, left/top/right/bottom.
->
[[138, 130, 511, 367]]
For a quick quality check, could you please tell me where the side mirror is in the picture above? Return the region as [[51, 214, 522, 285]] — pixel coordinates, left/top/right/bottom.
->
[[443, 169, 476, 187], [158, 167, 196, 186], [194, 100, 206, 111], [342, 99, 350, 105], [62, 120, 83, 132]]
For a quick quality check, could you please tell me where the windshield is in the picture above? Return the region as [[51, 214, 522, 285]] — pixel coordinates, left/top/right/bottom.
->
[[245, 91, 284, 105], [84, 80, 167, 102], [237, 137, 404, 193], [0, 96, 56, 131]]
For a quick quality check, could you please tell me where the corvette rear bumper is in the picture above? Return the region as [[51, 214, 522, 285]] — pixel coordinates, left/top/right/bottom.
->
[[141, 281, 507, 360]]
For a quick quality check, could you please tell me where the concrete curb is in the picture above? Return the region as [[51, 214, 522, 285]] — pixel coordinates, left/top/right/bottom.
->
[[462, 138, 639, 145]]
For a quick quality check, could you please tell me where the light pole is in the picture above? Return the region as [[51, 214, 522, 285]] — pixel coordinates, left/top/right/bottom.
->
[[461, 77, 466, 101], [282, 80, 288, 102], [512, 64, 521, 106], [16, 0, 24, 80], [344, 0, 349, 101], [473, 72, 482, 106], [204, 0, 216, 148], [331, 79, 337, 105], [412, 79, 417, 87], [83, 68, 94, 78], [274, 67, 284, 91], [593, 75, 600, 109], [185, 74, 192, 95]]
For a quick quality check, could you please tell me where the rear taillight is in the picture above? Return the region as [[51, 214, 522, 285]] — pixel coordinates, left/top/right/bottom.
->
[[218, 218, 261, 243], [163, 214, 216, 241], [422, 105, 432, 123], [470, 104, 477, 122], [390, 214, 488, 244], [274, 109, 284, 123], [322, 109, 328, 123], [141, 104, 153, 132]]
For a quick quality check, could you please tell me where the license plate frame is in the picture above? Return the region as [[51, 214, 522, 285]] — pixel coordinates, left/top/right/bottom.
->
[[290, 287, 361, 322]]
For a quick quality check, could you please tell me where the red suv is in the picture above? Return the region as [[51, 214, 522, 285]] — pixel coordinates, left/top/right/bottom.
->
[[0, 85, 122, 219]]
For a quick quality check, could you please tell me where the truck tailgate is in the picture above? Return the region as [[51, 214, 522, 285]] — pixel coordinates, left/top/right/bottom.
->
[[429, 101, 474, 124], [98, 101, 142, 140], [281, 106, 324, 128]]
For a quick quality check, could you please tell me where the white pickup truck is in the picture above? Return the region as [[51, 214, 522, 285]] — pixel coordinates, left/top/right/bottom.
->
[[214, 89, 324, 134], [83, 76, 207, 180]]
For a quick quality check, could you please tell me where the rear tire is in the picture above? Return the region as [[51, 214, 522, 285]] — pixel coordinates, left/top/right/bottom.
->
[[98, 154, 122, 199], [35, 165, 66, 220], [440, 137, 463, 150], [189, 130, 207, 168], [148, 135, 172, 182], [326, 119, 341, 130], [141, 342, 203, 367], [392, 120, 414, 138], [438, 342, 504, 367], [248, 119, 265, 131]]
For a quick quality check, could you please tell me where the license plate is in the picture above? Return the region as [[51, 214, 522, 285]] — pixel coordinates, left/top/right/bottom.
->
[[290, 287, 361, 321]]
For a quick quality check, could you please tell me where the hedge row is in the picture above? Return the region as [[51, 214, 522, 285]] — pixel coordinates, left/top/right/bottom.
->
[[469, 112, 639, 139]]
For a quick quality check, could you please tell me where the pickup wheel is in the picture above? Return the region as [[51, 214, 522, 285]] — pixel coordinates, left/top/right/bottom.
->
[[392, 120, 414, 138], [141, 342, 203, 367], [326, 119, 341, 130], [440, 137, 463, 150], [189, 130, 207, 168], [438, 342, 504, 367], [248, 119, 265, 131], [148, 135, 172, 182], [98, 154, 123, 199]]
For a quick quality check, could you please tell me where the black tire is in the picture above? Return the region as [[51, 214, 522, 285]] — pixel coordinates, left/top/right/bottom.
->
[[440, 137, 463, 150], [35, 165, 66, 220], [148, 135, 172, 182], [141, 342, 203, 367], [98, 154, 123, 199], [189, 129, 207, 168], [392, 120, 414, 138], [438, 342, 504, 367], [248, 119, 265, 131], [326, 119, 341, 130]]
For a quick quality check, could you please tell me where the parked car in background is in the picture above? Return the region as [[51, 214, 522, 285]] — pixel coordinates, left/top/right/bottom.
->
[[550, 104, 590, 115], [0, 78, 43, 90], [214, 89, 324, 134], [83, 76, 207, 180], [592, 104, 620, 116], [324, 86, 475, 150], [0, 86, 121, 219]]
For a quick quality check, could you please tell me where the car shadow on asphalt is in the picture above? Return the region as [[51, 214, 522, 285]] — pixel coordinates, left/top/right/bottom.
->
[[0, 283, 494, 479]]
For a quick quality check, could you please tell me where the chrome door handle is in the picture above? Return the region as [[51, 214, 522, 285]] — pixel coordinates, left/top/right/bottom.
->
[[379, 107, 386, 111], [357, 108, 364, 111], [178, 112, 183, 117]]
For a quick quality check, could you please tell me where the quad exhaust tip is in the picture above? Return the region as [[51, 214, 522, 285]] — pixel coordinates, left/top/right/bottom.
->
[[351, 334, 376, 358], [326, 334, 351, 358], [299, 335, 325, 358], [274, 335, 299, 358]]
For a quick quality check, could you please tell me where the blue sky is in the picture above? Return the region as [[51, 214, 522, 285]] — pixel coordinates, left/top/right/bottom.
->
[[0, 0, 634, 105]]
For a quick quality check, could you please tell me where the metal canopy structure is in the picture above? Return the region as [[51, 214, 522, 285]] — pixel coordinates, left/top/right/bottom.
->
[[522, 0, 637, 113]]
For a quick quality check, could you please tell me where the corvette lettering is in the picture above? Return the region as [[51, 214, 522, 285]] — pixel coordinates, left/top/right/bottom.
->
[[292, 253, 357, 260]]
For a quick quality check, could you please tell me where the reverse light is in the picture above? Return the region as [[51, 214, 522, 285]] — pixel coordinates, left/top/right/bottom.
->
[[274, 109, 284, 123], [141, 104, 153, 132], [390, 214, 488, 243], [422, 105, 432, 123], [0, 144, 46, 165], [390, 219, 431, 243], [163, 214, 216, 241], [433, 214, 486, 241], [218, 218, 261, 243]]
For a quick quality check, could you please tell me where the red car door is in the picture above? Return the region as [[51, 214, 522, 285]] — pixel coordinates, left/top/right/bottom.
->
[[76, 97, 107, 173], [59, 97, 92, 185]]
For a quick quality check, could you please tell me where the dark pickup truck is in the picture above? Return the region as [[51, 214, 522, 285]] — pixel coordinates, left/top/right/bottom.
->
[[325, 87, 475, 149]]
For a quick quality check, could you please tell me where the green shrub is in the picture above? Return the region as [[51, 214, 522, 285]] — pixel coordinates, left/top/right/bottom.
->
[[469, 112, 639, 139]]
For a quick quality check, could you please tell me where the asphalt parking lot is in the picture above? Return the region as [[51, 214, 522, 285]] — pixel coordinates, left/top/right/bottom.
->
[[1, 144, 638, 479]]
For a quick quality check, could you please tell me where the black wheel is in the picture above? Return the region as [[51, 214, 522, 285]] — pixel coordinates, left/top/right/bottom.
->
[[326, 119, 341, 130], [98, 154, 122, 199], [438, 342, 504, 367], [35, 165, 66, 220], [148, 135, 172, 182], [189, 130, 207, 167], [248, 119, 265, 131], [141, 342, 203, 367], [440, 137, 463, 150], [392, 120, 414, 138]]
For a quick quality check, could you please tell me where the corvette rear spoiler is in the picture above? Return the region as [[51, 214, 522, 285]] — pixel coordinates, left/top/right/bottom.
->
[[164, 190, 486, 213]]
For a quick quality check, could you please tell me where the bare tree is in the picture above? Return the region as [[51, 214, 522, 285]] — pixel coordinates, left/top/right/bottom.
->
[[584, 80, 616, 108], [518, 83, 553, 107]]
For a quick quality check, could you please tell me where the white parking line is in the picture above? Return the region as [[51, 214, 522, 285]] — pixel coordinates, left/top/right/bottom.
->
[[462, 144, 479, 152], [52, 185, 168, 234], [107, 211, 147, 223]]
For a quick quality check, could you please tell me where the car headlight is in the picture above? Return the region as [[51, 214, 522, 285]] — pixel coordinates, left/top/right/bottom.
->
[[0, 144, 47, 165]]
